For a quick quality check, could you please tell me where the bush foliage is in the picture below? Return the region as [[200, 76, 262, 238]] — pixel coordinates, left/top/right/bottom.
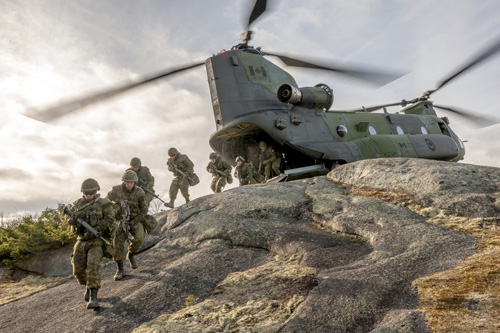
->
[[0, 205, 75, 266]]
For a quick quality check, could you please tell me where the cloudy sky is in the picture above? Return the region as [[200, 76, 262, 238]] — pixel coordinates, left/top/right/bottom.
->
[[1, 0, 500, 221]]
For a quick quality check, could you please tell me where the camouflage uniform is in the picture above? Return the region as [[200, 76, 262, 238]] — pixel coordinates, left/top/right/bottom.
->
[[234, 159, 261, 185], [167, 148, 195, 204], [127, 165, 155, 206], [70, 195, 114, 290], [259, 141, 282, 180], [106, 183, 148, 263], [206, 154, 232, 193]]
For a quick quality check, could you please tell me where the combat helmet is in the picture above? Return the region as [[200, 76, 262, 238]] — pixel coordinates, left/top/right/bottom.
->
[[235, 156, 245, 163], [258, 141, 267, 150], [81, 178, 100, 193], [130, 157, 141, 168], [122, 170, 139, 182], [209, 152, 218, 160], [168, 147, 179, 156]]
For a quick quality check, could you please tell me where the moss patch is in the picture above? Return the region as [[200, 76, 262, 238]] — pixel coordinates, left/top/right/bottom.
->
[[0, 274, 71, 306], [339, 183, 500, 332], [134, 260, 317, 332]]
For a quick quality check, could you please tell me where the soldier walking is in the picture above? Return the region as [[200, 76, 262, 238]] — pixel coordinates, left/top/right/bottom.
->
[[165, 147, 197, 208], [127, 157, 155, 207], [234, 156, 261, 185], [106, 170, 148, 280], [258, 141, 282, 181], [206, 152, 232, 193], [68, 179, 114, 309]]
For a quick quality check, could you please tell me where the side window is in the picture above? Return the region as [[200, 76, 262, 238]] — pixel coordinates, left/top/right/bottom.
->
[[439, 123, 450, 136]]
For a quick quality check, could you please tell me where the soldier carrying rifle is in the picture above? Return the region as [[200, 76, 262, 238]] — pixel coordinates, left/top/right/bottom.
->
[[66, 178, 114, 309], [258, 141, 282, 181], [165, 147, 199, 208], [106, 170, 148, 280], [234, 156, 262, 186], [206, 152, 232, 193], [127, 157, 155, 207]]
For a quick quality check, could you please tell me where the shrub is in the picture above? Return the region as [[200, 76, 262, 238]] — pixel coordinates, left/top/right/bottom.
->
[[0, 205, 75, 266]]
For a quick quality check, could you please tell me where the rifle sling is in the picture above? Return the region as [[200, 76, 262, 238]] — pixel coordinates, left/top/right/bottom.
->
[[74, 194, 100, 212]]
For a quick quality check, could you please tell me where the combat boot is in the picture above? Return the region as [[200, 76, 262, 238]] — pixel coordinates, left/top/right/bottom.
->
[[185, 197, 190, 204], [165, 198, 175, 208], [84, 288, 90, 301], [127, 252, 138, 269], [87, 288, 99, 309], [114, 261, 124, 280]]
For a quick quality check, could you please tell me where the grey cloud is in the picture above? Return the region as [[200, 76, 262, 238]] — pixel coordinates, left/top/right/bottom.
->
[[0, 167, 32, 181], [47, 152, 74, 167]]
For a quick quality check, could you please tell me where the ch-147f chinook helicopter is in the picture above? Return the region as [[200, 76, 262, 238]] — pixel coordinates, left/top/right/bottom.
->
[[26, 0, 500, 181]]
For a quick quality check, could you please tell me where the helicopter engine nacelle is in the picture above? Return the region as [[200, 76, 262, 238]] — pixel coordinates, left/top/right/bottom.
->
[[277, 83, 334, 110]]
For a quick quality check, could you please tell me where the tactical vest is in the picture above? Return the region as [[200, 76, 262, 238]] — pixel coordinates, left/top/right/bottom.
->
[[71, 196, 114, 241], [127, 166, 154, 188], [171, 154, 194, 174], [107, 184, 147, 220]]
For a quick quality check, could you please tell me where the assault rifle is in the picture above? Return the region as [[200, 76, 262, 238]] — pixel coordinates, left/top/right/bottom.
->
[[136, 179, 167, 205], [120, 200, 131, 241], [63, 206, 110, 245], [208, 164, 230, 179], [167, 161, 194, 181]]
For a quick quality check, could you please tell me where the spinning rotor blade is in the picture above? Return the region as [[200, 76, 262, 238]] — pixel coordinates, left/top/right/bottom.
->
[[238, 0, 268, 46], [433, 104, 498, 127], [247, 0, 267, 29], [346, 38, 500, 120], [263, 51, 405, 86], [24, 61, 205, 123], [429, 36, 500, 98]]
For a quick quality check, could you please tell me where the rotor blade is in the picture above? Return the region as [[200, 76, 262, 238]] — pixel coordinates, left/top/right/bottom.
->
[[433, 103, 498, 128], [247, 0, 267, 29], [345, 101, 405, 113], [24, 61, 206, 123], [263, 52, 406, 86], [430, 37, 500, 96]]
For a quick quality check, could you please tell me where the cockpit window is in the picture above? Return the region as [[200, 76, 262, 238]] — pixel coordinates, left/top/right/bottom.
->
[[439, 122, 451, 136]]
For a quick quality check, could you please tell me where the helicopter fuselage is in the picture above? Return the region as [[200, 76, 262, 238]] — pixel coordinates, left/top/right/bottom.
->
[[206, 48, 465, 170]]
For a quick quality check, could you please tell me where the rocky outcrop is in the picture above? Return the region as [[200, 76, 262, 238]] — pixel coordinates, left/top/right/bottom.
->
[[1, 158, 498, 332], [328, 157, 500, 218], [15, 246, 73, 277]]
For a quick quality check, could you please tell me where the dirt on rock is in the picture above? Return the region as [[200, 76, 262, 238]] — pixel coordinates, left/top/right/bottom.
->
[[1, 158, 498, 332]]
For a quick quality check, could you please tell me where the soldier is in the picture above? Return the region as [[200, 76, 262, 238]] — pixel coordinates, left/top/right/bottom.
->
[[165, 147, 196, 208], [127, 157, 155, 207], [234, 156, 261, 186], [206, 152, 233, 193], [259, 141, 282, 181], [68, 178, 114, 309], [106, 170, 148, 280]]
